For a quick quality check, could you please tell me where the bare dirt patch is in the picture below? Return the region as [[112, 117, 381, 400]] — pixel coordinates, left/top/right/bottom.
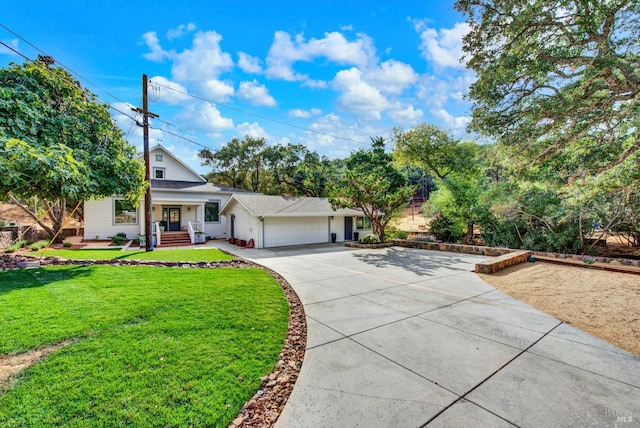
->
[[0, 340, 75, 391], [478, 262, 640, 357]]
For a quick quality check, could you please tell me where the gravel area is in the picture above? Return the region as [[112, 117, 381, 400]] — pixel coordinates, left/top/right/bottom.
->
[[478, 262, 640, 357]]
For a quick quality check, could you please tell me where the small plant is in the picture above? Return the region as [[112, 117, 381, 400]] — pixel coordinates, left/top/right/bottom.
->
[[30, 240, 50, 251], [63, 241, 72, 248], [360, 234, 382, 244], [109, 232, 128, 246], [3, 240, 30, 253], [391, 230, 409, 240]]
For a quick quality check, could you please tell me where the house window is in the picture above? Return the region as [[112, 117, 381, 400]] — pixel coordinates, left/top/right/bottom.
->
[[205, 201, 220, 222], [356, 216, 371, 230], [153, 167, 166, 180], [155, 154, 163, 162], [113, 199, 138, 224]]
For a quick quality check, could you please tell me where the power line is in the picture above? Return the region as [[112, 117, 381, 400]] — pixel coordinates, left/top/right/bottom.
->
[[0, 23, 132, 111], [149, 79, 371, 146], [0, 40, 139, 123]]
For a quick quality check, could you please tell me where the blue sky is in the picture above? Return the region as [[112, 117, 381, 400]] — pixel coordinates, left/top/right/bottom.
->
[[1, 1, 475, 174]]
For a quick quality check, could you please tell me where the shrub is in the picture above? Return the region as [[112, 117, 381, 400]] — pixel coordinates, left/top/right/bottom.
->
[[3, 240, 30, 253], [109, 233, 128, 246], [360, 234, 382, 244], [30, 240, 50, 251], [391, 230, 409, 240], [63, 241, 72, 248], [429, 214, 465, 243]]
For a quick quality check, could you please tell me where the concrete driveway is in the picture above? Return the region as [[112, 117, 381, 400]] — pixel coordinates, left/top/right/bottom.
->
[[221, 243, 640, 427]]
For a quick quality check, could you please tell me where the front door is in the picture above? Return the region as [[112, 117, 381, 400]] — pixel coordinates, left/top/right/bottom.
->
[[164, 207, 181, 231], [344, 216, 353, 241]]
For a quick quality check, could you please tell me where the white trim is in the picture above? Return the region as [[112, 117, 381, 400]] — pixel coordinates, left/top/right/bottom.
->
[[113, 197, 138, 225], [153, 166, 166, 180], [146, 144, 206, 183]]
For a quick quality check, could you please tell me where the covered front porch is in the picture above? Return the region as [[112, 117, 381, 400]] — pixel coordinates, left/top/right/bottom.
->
[[149, 202, 207, 246]]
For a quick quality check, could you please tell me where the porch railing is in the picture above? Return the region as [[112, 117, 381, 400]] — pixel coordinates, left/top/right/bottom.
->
[[155, 221, 161, 246], [188, 221, 204, 244]]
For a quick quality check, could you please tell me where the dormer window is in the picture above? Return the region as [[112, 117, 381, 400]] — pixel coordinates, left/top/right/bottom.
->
[[153, 167, 166, 180], [155, 154, 163, 162]]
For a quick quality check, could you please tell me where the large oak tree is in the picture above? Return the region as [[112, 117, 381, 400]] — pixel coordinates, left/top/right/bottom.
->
[[456, 0, 640, 192], [0, 57, 146, 241]]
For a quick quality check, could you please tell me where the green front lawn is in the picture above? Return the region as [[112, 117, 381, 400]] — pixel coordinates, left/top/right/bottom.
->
[[0, 265, 288, 427], [35, 248, 235, 262]]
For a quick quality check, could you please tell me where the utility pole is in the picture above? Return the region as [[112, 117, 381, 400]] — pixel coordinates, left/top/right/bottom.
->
[[132, 74, 159, 252]]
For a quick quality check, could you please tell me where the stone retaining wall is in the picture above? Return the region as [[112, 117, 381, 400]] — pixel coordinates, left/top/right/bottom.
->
[[0, 231, 12, 250], [391, 239, 516, 257], [474, 250, 532, 274]]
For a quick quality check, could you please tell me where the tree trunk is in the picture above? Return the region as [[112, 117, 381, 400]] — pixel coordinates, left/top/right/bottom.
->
[[463, 223, 474, 245]]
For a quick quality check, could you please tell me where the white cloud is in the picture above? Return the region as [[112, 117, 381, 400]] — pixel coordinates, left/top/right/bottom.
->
[[171, 31, 234, 81], [167, 23, 196, 40], [236, 122, 270, 139], [237, 52, 263, 73], [365, 60, 418, 94], [265, 30, 377, 81], [111, 102, 164, 151], [0, 39, 19, 56], [176, 102, 234, 133], [388, 105, 424, 125], [415, 73, 474, 109], [414, 20, 470, 69], [431, 108, 471, 131], [332, 68, 389, 120], [199, 79, 235, 101], [148, 76, 191, 104], [288, 108, 322, 118], [340, 24, 354, 31], [237, 80, 276, 106], [142, 31, 173, 62]]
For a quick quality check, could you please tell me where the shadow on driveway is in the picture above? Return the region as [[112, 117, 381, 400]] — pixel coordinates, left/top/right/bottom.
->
[[350, 246, 484, 277]]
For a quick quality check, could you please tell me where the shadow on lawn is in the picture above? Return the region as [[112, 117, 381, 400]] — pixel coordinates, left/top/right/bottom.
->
[[0, 265, 96, 295], [350, 246, 481, 277]]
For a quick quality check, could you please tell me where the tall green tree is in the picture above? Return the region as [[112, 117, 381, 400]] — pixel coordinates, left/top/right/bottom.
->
[[330, 137, 414, 239], [199, 136, 266, 192], [456, 0, 640, 192], [0, 58, 145, 241], [394, 124, 484, 244]]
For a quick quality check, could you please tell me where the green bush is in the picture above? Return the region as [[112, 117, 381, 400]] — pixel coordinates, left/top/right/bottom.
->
[[360, 234, 382, 244], [63, 241, 72, 248], [429, 214, 465, 243], [109, 233, 128, 246], [29, 240, 50, 251], [391, 230, 409, 240], [3, 240, 30, 253]]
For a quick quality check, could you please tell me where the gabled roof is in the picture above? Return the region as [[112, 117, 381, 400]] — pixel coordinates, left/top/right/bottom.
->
[[221, 194, 363, 217], [146, 144, 206, 183]]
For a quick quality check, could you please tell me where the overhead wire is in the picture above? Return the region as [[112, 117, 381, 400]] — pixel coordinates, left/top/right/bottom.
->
[[148, 79, 371, 146], [1, 23, 404, 153]]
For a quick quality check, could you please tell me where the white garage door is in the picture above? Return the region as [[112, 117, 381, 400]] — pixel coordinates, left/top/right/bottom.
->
[[264, 217, 328, 247]]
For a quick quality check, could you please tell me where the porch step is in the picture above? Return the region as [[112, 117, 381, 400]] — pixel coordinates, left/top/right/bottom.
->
[[159, 231, 191, 246]]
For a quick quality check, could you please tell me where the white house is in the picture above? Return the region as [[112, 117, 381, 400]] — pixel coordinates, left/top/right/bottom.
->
[[220, 194, 372, 248], [84, 145, 373, 247], [84, 144, 247, 245]]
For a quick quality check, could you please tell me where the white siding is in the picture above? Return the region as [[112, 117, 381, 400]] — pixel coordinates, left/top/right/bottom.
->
[[84, 198, 143, 240], [330, 216, 345, 242], [150, 147, 203, 182], [264, 217, 329, 248]]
